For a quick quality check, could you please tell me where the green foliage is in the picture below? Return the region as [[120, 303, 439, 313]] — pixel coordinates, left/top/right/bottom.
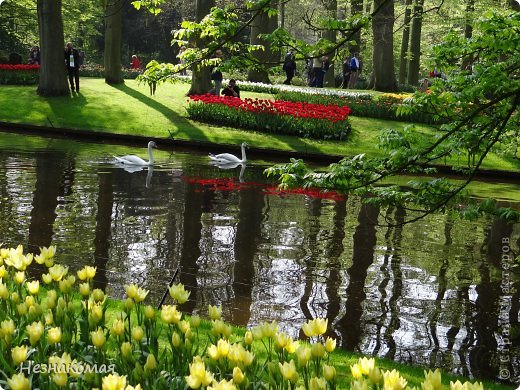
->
[[0, 70, 39, 85], [267, 10, 520, 224]]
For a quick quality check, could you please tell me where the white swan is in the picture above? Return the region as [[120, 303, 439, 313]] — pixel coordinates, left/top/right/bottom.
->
[[114, 141, 157, 166], [208, 142, 247, 164]]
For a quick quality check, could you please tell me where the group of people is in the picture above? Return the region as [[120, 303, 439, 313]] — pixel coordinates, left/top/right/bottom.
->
[[282, 48, 361, 89]]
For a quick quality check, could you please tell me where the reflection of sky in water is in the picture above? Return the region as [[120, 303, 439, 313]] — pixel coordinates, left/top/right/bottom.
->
[[0, 138, 518, 383]]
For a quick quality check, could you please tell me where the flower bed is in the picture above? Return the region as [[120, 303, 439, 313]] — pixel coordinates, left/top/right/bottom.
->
[[0, 64, 40, 85], [275, 90, 439, 124], [0, 244, 486, 389], [186, 94, 352, 140]]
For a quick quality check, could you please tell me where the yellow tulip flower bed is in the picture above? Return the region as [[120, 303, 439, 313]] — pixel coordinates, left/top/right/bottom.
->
[[0, 245, 490, 389]]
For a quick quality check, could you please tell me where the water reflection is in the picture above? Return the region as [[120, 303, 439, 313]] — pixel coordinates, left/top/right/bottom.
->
[[0, 135, 518, 383]]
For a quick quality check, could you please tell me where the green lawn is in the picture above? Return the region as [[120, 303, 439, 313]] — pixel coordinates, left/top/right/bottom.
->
[[0, 78, 518, 173]]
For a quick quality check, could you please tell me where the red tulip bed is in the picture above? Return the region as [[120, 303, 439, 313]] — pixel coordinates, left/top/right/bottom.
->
[[0, 64, 40, 85], [187, 94, 352, 140]]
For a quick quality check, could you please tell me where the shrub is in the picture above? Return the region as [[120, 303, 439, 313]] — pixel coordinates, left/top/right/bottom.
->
[[186, 94, 352, 140]]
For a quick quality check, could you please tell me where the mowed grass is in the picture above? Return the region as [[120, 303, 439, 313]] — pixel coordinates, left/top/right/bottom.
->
[[0, 78, 518, 172]]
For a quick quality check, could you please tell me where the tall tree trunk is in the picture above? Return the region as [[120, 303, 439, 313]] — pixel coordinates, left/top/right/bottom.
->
[[247, 0, 278, 83], [323, 0, 337, 87], [36, 0, 69, 96], [187, 0, 215, 95], [369, 0, 397, 91], [104, 0, 123, 84], [350, 0, 363, 53], [279, 0, 285, 29], [398, 0, 413, 85], [406, 0, 423, 86]]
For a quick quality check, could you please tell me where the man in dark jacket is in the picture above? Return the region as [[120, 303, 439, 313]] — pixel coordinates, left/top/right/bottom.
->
[[283, 49, 297, 85], [64, 42, 80, 92]]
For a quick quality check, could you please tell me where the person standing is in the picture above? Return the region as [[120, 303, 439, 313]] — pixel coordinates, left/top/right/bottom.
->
[[64, 42, 80, 92], [341, 56, 351, 88], [282, 49, 297, 85], [311, 49, 327, 88], [28, 46, 40, 65], [347, 52, 360, 89]]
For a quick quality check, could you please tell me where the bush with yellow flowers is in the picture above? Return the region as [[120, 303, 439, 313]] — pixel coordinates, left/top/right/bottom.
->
[[0, 245, 488, 389]]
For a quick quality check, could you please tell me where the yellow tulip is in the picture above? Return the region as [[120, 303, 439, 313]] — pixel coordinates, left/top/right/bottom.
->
[[208, 378, 237, 390], [302, 318, 328, 338], [26, 321, 44, 345], [48, 326, 62, 344], [144, 353, 157, 372], [279, 360, 298, 384], [131, 326, 144, 342], [26, 280, 40, 295], [233, 366, 245, 384], [42, 273, 52, 284], [1, 318, 15, 335], [323, 364, 336, 381], [17, 303, 28, 316], [208, 305, 222, 320], [383, 369, 407, 390], [121, 342, 133, 359], [190, 314, 201, 328], [309, 377, 327, 390], [7, 373, 30, 390], [185, 357, 214, 388], [111, 318, 125, 337], [324, 337, 336, 352], [161, 305, 181, 324], [102, 373, 127, 390], [91, 327, 106, 348], [0, 264, 7, 278], [14, 271, 25, 284], [169, 283, 191, 304], [369, 367, 382, 386], [92, 288, 105, 303], [423, 369, 442, 390], [77, 265, 96, 281], [296, 345, 311, 367], [144, 305, 155, 319], [48, 264, 68, 281], [311, 342, 325, 359], [179, 320, 190, 334], [53, 372, 68, 387], [358, 357, 375, 375], [171, 332, 182, 348], [244, 330, 253, 345], [0, 282, 8, 299], [11, 345, 28, 365], [351, 363, 363, 379], [77, 282, 89, 297]]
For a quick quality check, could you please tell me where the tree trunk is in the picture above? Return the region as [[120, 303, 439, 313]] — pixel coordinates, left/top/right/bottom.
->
[[350, 0, 363, 53], [187, 0, 215, 95], [36, 0, 69, 96], [247, 0, 278, 83], [369, 0, 397, 91], [104, 0, 123, 84], [398, 0, 412, 85], [323, 0, 337, 87], [406, 0, 423, 86]]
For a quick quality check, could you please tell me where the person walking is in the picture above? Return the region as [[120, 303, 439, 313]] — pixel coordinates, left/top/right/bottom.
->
[[347, 52, 360, 89], [282, 49, 297, 85], [28, 46, 40, 65], [64, 42, 80, 92], [311, 49, 327, 88], [341, 56, 351, 88]]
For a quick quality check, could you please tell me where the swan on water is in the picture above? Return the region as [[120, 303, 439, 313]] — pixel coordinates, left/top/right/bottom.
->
[[114, 141, 157, 166], [208, 142, 247, 164]]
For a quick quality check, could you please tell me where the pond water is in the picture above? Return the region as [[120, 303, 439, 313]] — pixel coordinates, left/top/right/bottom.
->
[[0, 132, 519, 384]]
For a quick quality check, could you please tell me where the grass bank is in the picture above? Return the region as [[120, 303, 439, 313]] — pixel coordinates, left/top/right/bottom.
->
[[0, 78, 518, 173]]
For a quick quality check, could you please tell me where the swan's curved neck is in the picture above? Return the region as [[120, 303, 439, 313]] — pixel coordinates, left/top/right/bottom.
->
[[241, 144, 247, 162], [148, 144, 155, 164]]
